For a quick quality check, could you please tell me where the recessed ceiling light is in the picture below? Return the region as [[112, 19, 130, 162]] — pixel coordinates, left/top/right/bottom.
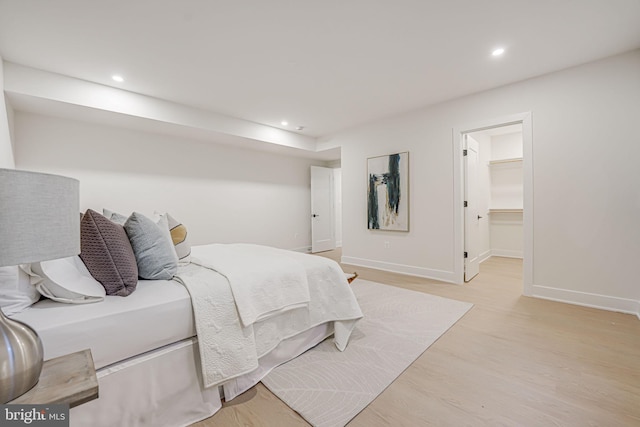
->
[[281, 120, 288, 126], [491, 48, 505, 57], [112, 75, 124, 82]]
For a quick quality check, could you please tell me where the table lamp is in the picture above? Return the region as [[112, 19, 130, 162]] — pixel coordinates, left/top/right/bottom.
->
[[0, 168, 80, 403]]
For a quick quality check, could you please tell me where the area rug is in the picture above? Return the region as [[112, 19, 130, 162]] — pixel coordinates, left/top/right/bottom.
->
[[261, 279, 473, 427]]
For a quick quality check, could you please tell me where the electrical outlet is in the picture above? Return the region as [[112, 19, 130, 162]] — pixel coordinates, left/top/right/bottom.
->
[[384, 241, 390, 248], [294, 232, 299, 240]]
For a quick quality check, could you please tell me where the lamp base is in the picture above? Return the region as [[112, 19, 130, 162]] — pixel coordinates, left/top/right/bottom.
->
[[0, 307, 44, 404]]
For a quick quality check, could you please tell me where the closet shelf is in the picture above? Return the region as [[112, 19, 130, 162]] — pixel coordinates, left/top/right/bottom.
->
[[489, 157, 523, 166]]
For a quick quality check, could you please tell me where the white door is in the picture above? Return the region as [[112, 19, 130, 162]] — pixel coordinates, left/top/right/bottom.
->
[[311, 166, 335, 253], [464, 135, 480, 281]]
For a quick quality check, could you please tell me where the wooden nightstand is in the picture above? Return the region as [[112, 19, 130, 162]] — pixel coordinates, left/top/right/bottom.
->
[[9, 349, 99, 408]]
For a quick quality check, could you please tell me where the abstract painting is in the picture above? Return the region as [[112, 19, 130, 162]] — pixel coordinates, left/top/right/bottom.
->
[[367, 152, 409, 231]]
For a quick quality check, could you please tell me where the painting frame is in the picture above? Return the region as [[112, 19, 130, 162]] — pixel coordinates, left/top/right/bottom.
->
[[367, 151, 409, 231]]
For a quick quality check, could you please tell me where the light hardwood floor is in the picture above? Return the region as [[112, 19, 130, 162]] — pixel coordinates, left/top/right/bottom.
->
[[194, 250, 640, 426]]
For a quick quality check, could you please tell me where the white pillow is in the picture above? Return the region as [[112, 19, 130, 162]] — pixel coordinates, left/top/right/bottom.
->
[[26, 256, 106, 304], [0, 265, 39, 315], [103, 208, 129, 225], [154, 211, 192, 266]]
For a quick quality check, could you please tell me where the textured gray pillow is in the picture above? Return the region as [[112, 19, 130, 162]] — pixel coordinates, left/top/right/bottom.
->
[[79, 209, 138, 296], [124, 212, 178, 280]]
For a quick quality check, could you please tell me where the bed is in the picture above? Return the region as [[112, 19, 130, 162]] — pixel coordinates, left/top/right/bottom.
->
[[12, 243, 363, 426]]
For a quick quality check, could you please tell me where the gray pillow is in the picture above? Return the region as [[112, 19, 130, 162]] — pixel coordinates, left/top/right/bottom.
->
[[124, 212, 178, 280]]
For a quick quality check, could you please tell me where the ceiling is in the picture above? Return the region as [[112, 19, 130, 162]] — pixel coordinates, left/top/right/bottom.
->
[[1, 1, 639, 147]]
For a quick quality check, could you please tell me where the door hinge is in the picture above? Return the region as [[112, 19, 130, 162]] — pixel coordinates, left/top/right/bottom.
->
[[463, 149, 468, 156], [464, 201, 468, 207], [464, 252, 468, 258]]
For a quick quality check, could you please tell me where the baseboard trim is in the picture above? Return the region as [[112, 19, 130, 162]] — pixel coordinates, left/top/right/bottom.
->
[[491, 249, 523, 259], [479, 250, 492, 264], [341, 256, 457, 284], [532, 284, 640, 318]]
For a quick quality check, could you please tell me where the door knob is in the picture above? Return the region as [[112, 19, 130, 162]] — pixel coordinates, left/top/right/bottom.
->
[[312, 214, 319, 218], [477, 215, 483, 220]]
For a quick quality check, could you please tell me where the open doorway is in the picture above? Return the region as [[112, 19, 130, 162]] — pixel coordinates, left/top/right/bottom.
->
[[464, 124, 523, 281], [453, 112, 533, 295]]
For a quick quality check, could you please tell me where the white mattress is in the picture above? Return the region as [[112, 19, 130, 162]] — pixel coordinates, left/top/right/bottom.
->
[[12, 278, 195, 369]]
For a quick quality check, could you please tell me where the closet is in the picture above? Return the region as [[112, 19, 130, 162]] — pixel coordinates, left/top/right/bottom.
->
[[469, 125, 523, 261], [488, 130, 523, 258]]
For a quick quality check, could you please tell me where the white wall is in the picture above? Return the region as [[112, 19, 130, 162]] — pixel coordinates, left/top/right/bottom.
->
[[326, 49, 640, 315], [490, 212, 523, 258], [491, 132, 523, 160], [0, 58, 15, 168], [489, 162, 523, 209], [14, 112, 325, 251]]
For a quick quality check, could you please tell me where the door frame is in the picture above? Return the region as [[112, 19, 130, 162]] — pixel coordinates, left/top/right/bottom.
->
[[452, 112, 533, 295]]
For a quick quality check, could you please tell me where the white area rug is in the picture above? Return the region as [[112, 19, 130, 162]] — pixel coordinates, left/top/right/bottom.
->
[[261, 279, 473, 427]]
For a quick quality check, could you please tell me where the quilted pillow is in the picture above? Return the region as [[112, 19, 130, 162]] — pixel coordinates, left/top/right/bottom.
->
[[80, 209, 138, 296], [124, 212, 178, 280]]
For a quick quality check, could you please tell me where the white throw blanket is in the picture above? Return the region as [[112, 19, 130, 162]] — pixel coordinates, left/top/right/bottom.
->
[[173, 264, 259, 387], [175, 244, 363, 390], [191, 244, 310, 327]]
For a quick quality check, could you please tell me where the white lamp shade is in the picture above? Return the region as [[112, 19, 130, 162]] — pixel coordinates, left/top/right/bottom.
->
[[0, 169, 80, 267]]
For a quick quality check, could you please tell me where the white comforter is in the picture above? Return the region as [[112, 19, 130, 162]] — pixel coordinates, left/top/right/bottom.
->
[[190, 244, 310, 327], [174, 244, 363, 389]]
